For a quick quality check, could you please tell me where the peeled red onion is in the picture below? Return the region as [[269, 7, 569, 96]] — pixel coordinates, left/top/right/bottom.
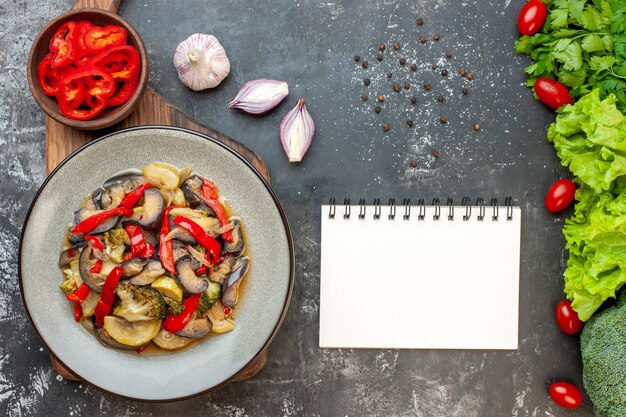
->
[[228, 78, 289, 114], [279, 98, 315, 163]]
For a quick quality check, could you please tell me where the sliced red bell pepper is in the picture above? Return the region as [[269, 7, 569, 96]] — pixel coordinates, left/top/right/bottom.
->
[[107, 75, 138, 107], [122, 251, 133, 263], [57, 65, 115, 120], [94, 266, 123, 328], [159, 206, 184, 274], [125, 224, 147, 257], [223, 306, 232, 316], [87, 45, 139, 80], [49, 21, 77, 68], [194, 265, 207, 275], [90, 259, 103, 273], [71, 207, 132, 235], [84, 25, 127, 52], [200, 179, 233, 243], [143, 243, 155, 258], [72, 20, 96, 65], [84, 234, 103, 252], [161, 294, 202, 334], [37, 53, 71, 96], [135, 345, 148, 354], [119, 182, 150, 209], [66, 282, 90, 303], [172, 216, 221, 263], [74, 301, 83, 322], [56, 77, 86, 110]]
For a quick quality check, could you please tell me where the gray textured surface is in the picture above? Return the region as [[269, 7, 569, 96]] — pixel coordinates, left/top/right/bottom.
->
[[0, 0, 592, 416]]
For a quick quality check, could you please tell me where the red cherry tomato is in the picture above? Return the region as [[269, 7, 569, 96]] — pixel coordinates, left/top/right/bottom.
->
[[534, 78, 574, 110], [545, 179, 576, 213], [518, 0, 547, 36], [549, 382, 583, 409], [555, 300, 583, 335]]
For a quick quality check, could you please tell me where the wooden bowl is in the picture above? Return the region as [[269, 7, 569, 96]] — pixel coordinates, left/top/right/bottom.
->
[[27, 8, 148, 130]]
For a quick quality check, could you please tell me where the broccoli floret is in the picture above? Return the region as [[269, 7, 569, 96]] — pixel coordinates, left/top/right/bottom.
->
[[104, 228, 129, 263], [60, 278, 78, 295], [113, 281, 167, 321], [164, 297, 184, 315], [197, 281, 221, 315], [580, 291, 626, 417]]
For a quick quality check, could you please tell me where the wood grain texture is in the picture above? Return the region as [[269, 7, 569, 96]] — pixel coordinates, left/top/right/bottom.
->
[[73, 0, 120, 12]]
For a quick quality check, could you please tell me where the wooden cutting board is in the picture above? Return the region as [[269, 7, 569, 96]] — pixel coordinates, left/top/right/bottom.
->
[[47, 0, 270, 383]]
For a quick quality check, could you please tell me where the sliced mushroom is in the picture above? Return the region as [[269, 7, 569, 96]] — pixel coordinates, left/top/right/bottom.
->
[[175, 314, 212, 338], [209, 256, 236, 284], [93, 172, 144, 210], [68, 234, 86, 246], [122, 258, 149, 277], [141, 229, 159, 249], [74, 207, 118, 234], [223, 218, 244, 256], [79, 243, 106, 292], [221, 256, 249, 308], [58, 247, 80, 268], [139, 188, 164, 230], [129, 260, 165, 286], [175, 255, 208, 294], [180, 175, 204, 207]]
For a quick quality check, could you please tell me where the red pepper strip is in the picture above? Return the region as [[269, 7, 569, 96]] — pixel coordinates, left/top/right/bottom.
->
[[223, 306, 232, 316], [94, 266, 123, 328], [125, 224, 147, 257], [90, 259, 103, 274], [143, 243, 155, 258], [122, 252, 133, 263], [162, 294, 202, 334], [72, 20, 96, 66], [200, 179, 233, 243], [84, 25, 127, 53], [107, 75, 138, 107], [135, 345, 148, 354], [66, 282, 90, 303], [159, 206, 184, 274], [172, 216, 222, 263], [49, 21, 77, 68], [88, 45, 140, 81], [74, 302, 83, 322], [37, 53, 70, 96], [56, 78, 86, 110], [194, 265, 207, 275], [71, 207, 133, 235], [119, 183, 151, 209], [84, 234, 104, 252]]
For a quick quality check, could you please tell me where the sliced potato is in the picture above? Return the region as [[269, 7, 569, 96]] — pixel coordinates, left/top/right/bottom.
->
[[103, 316, 161, 347], [80, 290, 100, 318], [153, 329, 192, 350], [151, 276, 183, 301], [143, 163, 179, 191]]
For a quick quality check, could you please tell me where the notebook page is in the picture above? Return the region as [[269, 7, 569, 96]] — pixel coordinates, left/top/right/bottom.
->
[[319, 205, 521, 349]]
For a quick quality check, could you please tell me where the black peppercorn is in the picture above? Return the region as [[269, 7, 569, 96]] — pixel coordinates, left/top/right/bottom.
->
[[439, 116, 447, 124], [419, 35, 427, 44], [393, 83, 401, 93], [374, 106, 381, 113], [461, 87, 468, 95], [377, 95, 385, 102], [431, 63, 437, 70], [423, 81, 431, 91], [410, 96, 417, 104], [376, 55, 383, 61], [441, 69, 448, 77], [445, 51, 452, 59], [410, 63, 417, 71], [354, 55, 361, 62], [364, 78, 371, 86], [437, 95, 444, 103], [393, 42, 401, 50], [379, 43, 386, 52], [404, 82, 411, 90], [362, 60, 369, 69], [361, 93, 369, 101], [383, 123, 391, 132], [459, 68, 467, 77], [416, 18, 424, 26], [386, 71, 393, 79], [432, 150, 441, 158], [399, 57, 406, 65], [407, 120, 414, 127], [467, 72, 474, 80], [433, 32, 440, 41], [409, 159, 418, 168]]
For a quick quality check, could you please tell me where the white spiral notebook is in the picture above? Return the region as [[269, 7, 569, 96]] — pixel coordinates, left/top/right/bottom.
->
[[319, 198, 522, 350]]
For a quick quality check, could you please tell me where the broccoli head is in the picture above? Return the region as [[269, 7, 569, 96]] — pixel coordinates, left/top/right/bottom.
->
[[104, 228, 129, 263], [197, 281, 222, 316], [164, 297, 184, 315], [113, 281, 167, 322], [580, 291, 626, 417], [60, 278, 78, 295]]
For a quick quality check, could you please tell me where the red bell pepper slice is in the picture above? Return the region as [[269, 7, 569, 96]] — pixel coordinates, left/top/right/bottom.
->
[[72, 20, 96, 65], [74, 301, 83, 322], [135, 345, 148, 354], [159, 206, 184, 274], [172, 216, 222, 263], [161, 294, 202, 334], [94, 266, 123, 328], [90, 259, 103, 274], [125, 224, 147, 257], [122, 251, 133, 263], [88, 45, 139, 80], [200, 179, 233, 243], [84, 234, 103, 252], [49, 21, 77, 68], [107, 75, 139, 107], [66, 282, 90, 303], [71, 207, 132, 235], [84, 25, 127, 52], [143, 243, 155, 258], [194, 265, 207, 275], [56, 77, 86, 110], [223, 306, 232, 316], [37, 53, 71, 96], [119, 182, 150, 209]]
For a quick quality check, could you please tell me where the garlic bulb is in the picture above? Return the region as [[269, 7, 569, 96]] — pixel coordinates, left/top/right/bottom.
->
[[173, 33, 230, 91]]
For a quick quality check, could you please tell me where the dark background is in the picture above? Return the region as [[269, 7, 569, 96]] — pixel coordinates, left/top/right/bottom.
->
[[0, 0, 593, 415]]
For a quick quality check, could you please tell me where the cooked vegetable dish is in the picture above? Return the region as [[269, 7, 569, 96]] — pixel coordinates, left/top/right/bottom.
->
[[58, 163, 248, 352]]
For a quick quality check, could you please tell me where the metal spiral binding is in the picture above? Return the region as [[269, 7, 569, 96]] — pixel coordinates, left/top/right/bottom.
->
[[402, 198, 411, 220], [461, 197, 471, 221], [343, 198, 351, 219], [373, 198, 381, 219], [358, 198, 366, 219], [388, 198, 396, 220], [505, 196, 513, 220], [432, 198, 441, 220], [447, 198, 454, 221], [328, 198, 336, 219], [417, 198, 426, 220], [491, 198, 499, 221], [476, 197, 485, 221]]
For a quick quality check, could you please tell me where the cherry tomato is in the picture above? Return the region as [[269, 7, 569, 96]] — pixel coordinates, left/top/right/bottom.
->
[[518, 0, 547, 36], [549, 382, 583, 409], [545, 179, 576, 213], [534, 78, 574, 110], [555, 300, 583, 335]]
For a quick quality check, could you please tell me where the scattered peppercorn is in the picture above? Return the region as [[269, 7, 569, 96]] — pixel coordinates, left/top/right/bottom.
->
[[441, 69, 448, 77], [376, 54, 384, 61], [361, 93, 369, 101], [377, 95, 385, 102], [399, 57, 406, 65], [410, 63, 417, 71], [364, 78, 371, 86], [410, 96, 417, 104], [423, 81, 431, 91], [404, 82, 411, 90], [354, 55, 361, 62], [432, 150, 441, 158], [461, 87, 468, 95], [374, 106, 381, 113], [437, 95, 444, 103], [467, 72, 474, 80], [474, 123, 481, 131], [445, 51, 452, 59], [407, 119, 414, 127], [431, 63, 438, 70], [459, 68, 467, 77], [383, 123, 391, 132], [416, 18, 424, 26], [419, 35, 428, 44], [379, 43, 386, 52], [393, 83, 401, 93], [393, 42, 401, 50], [433, 32, 440, 41], [362, 60, 369, 69], [386, 71, 393, 79], [409, 159, 418, 168], [439, 116, 447, 124]]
